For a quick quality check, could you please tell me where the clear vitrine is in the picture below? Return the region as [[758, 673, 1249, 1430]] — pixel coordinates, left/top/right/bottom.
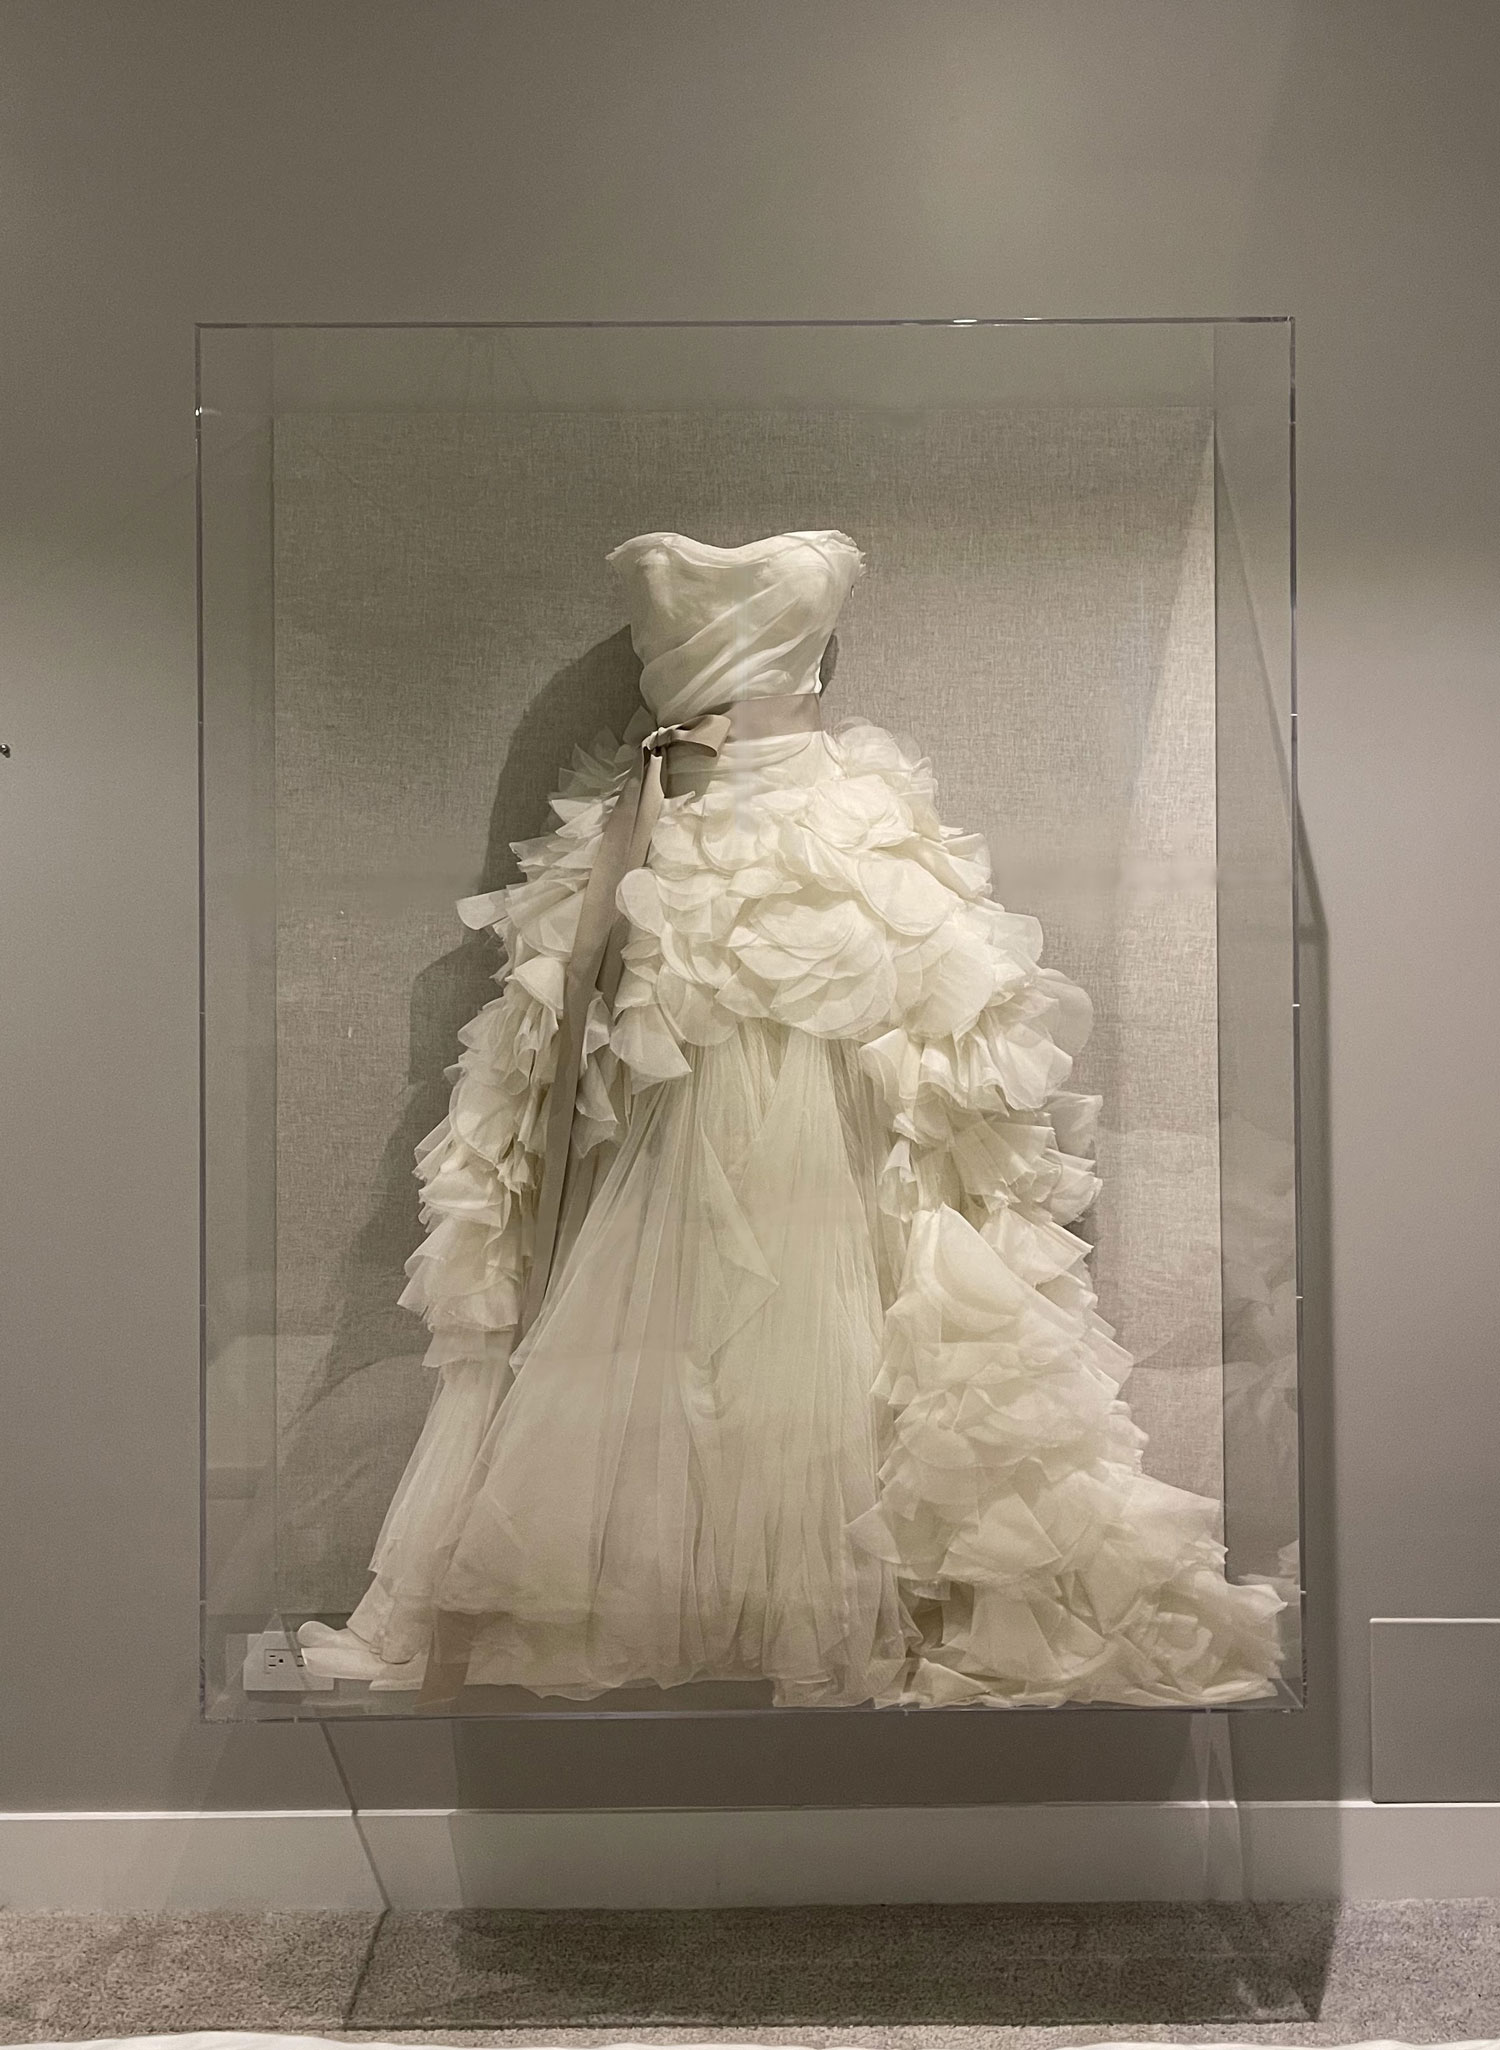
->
[[199, 319, 1300, 1719]]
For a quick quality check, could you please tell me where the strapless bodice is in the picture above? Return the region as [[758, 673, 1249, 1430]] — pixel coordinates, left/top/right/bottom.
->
[[608, 529, 863, 722]]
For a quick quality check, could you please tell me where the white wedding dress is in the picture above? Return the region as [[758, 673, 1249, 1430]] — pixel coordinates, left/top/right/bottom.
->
[[299, 529, 1283, 1707]]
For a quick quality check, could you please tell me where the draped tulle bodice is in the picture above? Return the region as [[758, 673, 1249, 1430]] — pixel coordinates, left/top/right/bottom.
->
[[607, 530, 863, 723]]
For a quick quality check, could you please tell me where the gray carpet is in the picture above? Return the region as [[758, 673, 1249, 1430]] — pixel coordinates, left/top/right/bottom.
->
[[0, 1900, 1496, 2044], [0, 1911, 378, 2041]]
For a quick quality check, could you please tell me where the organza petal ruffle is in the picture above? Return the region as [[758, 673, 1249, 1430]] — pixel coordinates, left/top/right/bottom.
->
[[314, 708, 1283, 1709]]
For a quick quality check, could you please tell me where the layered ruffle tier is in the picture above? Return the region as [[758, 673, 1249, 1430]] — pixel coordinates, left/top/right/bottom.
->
[[306, 719, 1283, 1705]]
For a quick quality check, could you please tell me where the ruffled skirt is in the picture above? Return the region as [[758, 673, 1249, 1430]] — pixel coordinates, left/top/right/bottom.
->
[[304, 720, 1284, 1706]]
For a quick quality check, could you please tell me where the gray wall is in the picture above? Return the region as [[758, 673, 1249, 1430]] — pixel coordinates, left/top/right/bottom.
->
[[3, 0, 1497, 1812]]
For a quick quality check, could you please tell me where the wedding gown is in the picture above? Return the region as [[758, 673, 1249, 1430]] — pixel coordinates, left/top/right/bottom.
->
[[299, 529, 1283, 1708]]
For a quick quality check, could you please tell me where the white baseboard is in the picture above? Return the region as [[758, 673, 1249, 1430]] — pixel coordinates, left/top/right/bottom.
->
[[2, 1801, 1498, 1911]]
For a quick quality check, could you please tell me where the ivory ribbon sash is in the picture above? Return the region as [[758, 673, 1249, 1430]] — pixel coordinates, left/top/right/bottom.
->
[[516, 688, 825, 1339]]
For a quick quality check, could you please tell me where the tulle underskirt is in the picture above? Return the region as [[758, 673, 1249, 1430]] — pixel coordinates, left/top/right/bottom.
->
[[345, 1019, 907, 1705], [333, 1020, 1282, 1707]]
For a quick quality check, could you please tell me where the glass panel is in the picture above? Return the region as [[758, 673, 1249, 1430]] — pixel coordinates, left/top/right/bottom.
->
[[200, 320, 1301, 1719], [199, 328, 281, 1707], [1213, 321, 1303, 1693]]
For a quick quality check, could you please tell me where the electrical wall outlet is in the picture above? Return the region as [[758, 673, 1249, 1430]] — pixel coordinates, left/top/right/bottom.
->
[[241, 1626, 335, 1694]]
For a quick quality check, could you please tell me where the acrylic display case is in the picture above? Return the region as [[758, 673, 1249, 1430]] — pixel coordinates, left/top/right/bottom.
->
[[199, 319, 1301, 1719]]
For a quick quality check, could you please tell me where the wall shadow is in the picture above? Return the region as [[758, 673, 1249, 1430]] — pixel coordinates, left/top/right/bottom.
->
[[274, 630, 641, 1612]]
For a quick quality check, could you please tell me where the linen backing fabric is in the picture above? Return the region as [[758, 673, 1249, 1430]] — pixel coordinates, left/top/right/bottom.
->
[[266, 408, 1227, 1632], [297, 527, 1282, 1708]]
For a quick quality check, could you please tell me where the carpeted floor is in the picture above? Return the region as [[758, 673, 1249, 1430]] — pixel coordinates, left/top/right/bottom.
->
[[0, 1900, 1496, 2045]]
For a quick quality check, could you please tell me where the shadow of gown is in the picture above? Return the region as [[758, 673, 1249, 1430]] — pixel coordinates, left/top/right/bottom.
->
[[272, 629, 644, 1616]]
